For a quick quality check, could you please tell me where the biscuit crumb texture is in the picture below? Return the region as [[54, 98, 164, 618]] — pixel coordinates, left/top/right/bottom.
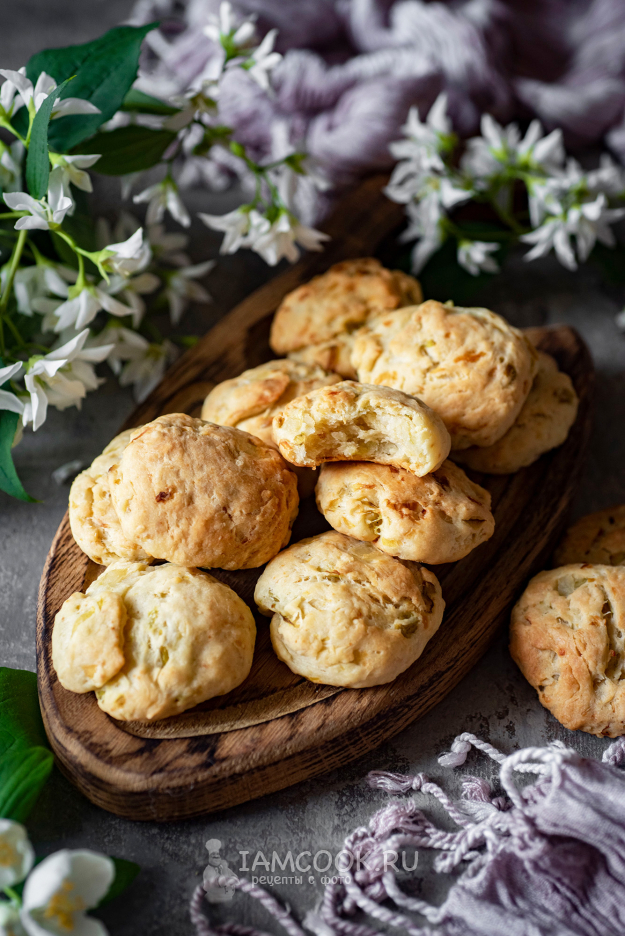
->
[[69, 429, 151, 566], [352, 300, 537, 449], [109, 414, 299, 569], [201, 358, 341, 447], [270, 258, 422, 377], [554, 505, 625, 567], [58, 560, 258, 721], [255, 531, 444, 688], [510, 564, 625, 736], [454, 352, 578, 473], [316, 459, 494, 563], [52, 590, 126, 693], [272, 380, 451, 476]]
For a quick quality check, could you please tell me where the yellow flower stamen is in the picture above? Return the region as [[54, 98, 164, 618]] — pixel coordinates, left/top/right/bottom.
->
[[0, 840, 17, 867], [43, 880, 85, 931]]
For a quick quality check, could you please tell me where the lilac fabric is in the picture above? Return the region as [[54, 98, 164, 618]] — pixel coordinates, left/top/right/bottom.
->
[[131, 0, 625, 195], [191, 735, 625, 936]]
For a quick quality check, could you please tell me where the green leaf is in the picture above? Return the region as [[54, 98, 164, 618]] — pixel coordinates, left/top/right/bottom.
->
[[98, 857, 141, 906], [74, 125, 177, 175], [0, 668, 53, 821], [0, 410, 35, 502], [25, 24, 158, 152], [0, 668, 50, 757], [121, 87, 179, 117], [26, 76, 74, 199], [0, 747, 54, 823]]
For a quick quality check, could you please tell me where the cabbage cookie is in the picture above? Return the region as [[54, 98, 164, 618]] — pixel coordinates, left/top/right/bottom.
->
[[255, 531, 444, 688], [510, 564, 625, 736], [272, 381, 450, 476], [316, 459, 494, 563], [352, 300, 537, 449], [554, 505, 625, 567], [53, 560, 257, 721], [109, 414, 299, 569], [270, 258, 422, 378], [454, 352, 578, 473], [69, 429, 150, 566]]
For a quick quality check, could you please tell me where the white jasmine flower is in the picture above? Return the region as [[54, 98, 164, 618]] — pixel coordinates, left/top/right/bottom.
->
[[106, 271, 161, 328], [0, 820, 35, 890], [522, 193, 625, 270], [101, 228, 151, 277], [23, 329, 113, 430], [462, 115, 564, 185], [147, 224, 190, 267], [586, 153, 625, 197], [244, 30, 281, 92], [0, 70, 19, 116], [199, 206, 253, 254], [205, 2, 256, 51], [117, 336, 178, 403], [133, 178, 190, 228], [389, 93, 453, 182], [0, 362, 25, 416], [1, 261, 69, 316], [399, 193, 446, 273], [20, 848, 114, 936], [457, 240, 500, 276], [4, 173, 72, 231], [50, 282, 137, 333], [164, 260, 214, 324], [49, 154, 101, 197], [0, 69, 101, 120], [250, 209, 329, 265]]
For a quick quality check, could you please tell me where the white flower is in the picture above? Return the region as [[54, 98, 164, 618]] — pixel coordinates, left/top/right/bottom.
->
[[0, 69, 101, 120], [101, 228, 151, 277], [389, 93, 452, 183], [0, 900, 26, 936], [521, 193, 625, 270], [4, 172, 72, 231], [457, 240, 500, 276], [133, 179, 190, 228], [0, 821, 34, 889], [586, 153, 625, 197], [399, 193, 445, 273], [147, 224, 190, 267], [117, 336, 178, 403], [20, 849, 114, 936], [204, 2, 256, 51], [462, 115, 565, 185], [165, 260, 214, 324], [106, 271, 161, 328], [243, 30, 282, 92], [199, 206, 253, 254], [250, 209, 329, 265], [1, 262, 70, 316], [23, 329, 113, 430], [49, 155, 101, 198], [49, 282, 139, 333], [0, 362, 25, 416]]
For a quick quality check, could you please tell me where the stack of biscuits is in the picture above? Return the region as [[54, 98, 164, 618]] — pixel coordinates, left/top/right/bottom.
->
[[54, 257, 580, 723]]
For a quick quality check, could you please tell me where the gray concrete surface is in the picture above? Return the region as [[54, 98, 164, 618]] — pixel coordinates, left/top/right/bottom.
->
[[1, 5, 625, 935]]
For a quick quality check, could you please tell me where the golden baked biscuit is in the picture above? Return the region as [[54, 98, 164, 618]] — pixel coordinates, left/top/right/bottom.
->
[[255, 531, 444, 688], [454, 352, 578, 473], [109, 414, 299, 569], [272, 380, 451, 476], [52, 591, 126, 693], [288, 336, 358, 380], [270, 258, 422, 377], [510, 564, 625, 736], [316, 459, 494, 563], [59, 560, 256, 721], [201, 359, 341, 446], [352, 300, 537, 449], [69, 429, 150, 566], [554, 505, 625, 567]]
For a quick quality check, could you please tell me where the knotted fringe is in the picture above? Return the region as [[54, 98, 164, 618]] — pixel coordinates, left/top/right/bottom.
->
[[191, 734, 625, 936]]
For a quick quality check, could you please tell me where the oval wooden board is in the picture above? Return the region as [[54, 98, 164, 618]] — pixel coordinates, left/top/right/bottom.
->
[[37, 176, 594, 821]]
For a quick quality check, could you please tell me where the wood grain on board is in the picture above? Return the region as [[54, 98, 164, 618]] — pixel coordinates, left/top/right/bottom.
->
[[36, 176, 594, 821]]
